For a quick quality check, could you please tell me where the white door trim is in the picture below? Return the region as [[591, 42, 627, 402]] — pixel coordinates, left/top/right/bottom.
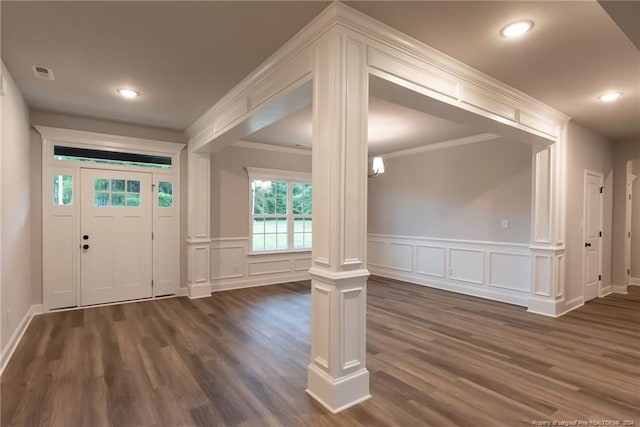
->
[[39, 127, 184, 311], [583, 169, 604, 301]]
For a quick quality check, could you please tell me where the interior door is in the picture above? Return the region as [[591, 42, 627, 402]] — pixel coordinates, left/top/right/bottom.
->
[[583, 171, 602, 302], [81, 168, 152, 306]]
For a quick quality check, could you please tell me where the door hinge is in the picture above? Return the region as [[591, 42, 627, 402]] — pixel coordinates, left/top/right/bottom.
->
[[598, 274, 602, 281], [628, 269, 631, 276], [152, 280, 154, 288], [152, 232, 154, 240]]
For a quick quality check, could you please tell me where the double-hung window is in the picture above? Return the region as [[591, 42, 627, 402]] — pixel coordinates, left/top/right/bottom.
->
[[247, 168, 312, 253]]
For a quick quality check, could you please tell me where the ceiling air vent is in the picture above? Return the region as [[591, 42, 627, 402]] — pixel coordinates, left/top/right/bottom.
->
[[31, 65, 55, 80]]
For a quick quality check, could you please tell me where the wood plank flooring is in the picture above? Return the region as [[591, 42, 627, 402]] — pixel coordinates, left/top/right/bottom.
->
[[2, 277, 639, 426]]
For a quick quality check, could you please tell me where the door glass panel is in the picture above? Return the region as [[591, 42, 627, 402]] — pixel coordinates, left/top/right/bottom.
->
[[94, 177, 141, 207], [53, 175, 73, 205], [158, 181, 173, 207], [111, 179, 125, 192], [111, 193, 125, 207], [95, 178, 109, 191], [127, 194, 141, 207], [95, 192, 110, 207], [127, 180, 140, 193]]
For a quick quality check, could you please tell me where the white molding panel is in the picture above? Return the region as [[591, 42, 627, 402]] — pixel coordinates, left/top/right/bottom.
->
[[368, 234, 531, 307], [210, 238, 310, 292]]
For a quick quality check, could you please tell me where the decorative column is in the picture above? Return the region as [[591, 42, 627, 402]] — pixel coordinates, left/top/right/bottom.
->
[[306, 28, 371, 413], [186, 143, 212, 299], [528, 128, 567, 316]]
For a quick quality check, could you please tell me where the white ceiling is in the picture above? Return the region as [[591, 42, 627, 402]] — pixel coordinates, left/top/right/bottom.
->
[[2, 1, 638, 141], [245, 97, 481, 156]]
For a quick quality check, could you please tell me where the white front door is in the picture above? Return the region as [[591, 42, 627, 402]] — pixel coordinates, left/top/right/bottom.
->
[[583, 171, 603, 302], [80, 168, 152, 306]]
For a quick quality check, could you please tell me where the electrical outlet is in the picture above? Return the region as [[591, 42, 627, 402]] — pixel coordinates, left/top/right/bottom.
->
[[501, 219, 509, 229]]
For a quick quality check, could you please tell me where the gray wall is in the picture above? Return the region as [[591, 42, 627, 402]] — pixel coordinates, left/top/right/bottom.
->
[[564, 122, 613, 302], [612, 140, 640, 286], [210, 145, 312, 238], [1, 61, 33, 349], [367, 138, 532, 243], [29, 111, 188, 301], [631, 159, 640, 278]]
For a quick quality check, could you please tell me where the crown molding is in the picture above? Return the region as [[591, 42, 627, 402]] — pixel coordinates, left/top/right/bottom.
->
[[381, 133, 501, 160], [232, 140, 311, 156], [187, 2, 571, 151]]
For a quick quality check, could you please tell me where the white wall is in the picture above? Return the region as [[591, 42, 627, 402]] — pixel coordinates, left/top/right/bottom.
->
[[29, 111, 188, 300], [211, 144, 312, 237], [631, 159, 640, 278], [564, 122, 614, 304], [366, 138, 533, 305], [1, 61, 33, 351], [612, 140, 640, 286], [210, 143, 312, 290], [368, 137, 532, 243]]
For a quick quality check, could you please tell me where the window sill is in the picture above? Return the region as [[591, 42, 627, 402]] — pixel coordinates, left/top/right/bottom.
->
[[247, 249, 311, 256]]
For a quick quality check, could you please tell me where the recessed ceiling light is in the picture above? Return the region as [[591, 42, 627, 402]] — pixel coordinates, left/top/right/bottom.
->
[[597, 92, 622, 102], [117, 88, 139, 98], [500, 20, 534, 38]]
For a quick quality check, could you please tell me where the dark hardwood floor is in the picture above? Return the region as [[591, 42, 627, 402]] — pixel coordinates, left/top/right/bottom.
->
[[2, 277, 639, 426]]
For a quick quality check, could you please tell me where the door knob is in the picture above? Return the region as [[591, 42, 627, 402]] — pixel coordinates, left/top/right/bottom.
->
[[585, 242, 592, 247], [83, 235, 89, 240], [83, 244, 90, 250]]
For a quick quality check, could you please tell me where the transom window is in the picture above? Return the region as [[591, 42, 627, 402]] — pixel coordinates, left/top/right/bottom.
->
[[248, 168, 312, 253]]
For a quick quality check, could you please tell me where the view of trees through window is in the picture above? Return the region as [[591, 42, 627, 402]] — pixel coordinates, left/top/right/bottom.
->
[[94, 178, 141, 207], [158, 181, 173, 207], [251, 179, 312, 251], [53, 175, 73, 206]]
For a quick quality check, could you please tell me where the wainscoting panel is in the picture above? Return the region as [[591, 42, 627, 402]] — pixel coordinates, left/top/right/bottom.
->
[[367, 240, 387, 268], [368, 234, 531, 307], [388, 243, 413, 272], [210, 238, 310, 291], [488, 252, 532, 292], [415, 245, 446, 278], [448, 248, 484, 285]]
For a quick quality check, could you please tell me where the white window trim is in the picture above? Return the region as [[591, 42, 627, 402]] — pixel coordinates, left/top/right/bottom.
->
[[246, 167, 312, 255]]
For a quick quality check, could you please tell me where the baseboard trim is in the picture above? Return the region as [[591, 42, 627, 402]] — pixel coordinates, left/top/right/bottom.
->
[[369, 267, 528, 307], [1, 304, 43, 376], [630, 277, 640, 286], [527, 297, 563, 317], [612, 285, 628, 294], [211, 272, 309, 293]]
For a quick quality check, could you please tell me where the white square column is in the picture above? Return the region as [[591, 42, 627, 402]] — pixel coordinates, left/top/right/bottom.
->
[[306, 28, 371, 413], [186, 145, 212, 299], [528, 131, 567, 316]]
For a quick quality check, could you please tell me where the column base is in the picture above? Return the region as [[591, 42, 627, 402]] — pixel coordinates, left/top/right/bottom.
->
[[527, 296, 563, 317], [188, 282, 211, 299], [306, 363, 371, 414]]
